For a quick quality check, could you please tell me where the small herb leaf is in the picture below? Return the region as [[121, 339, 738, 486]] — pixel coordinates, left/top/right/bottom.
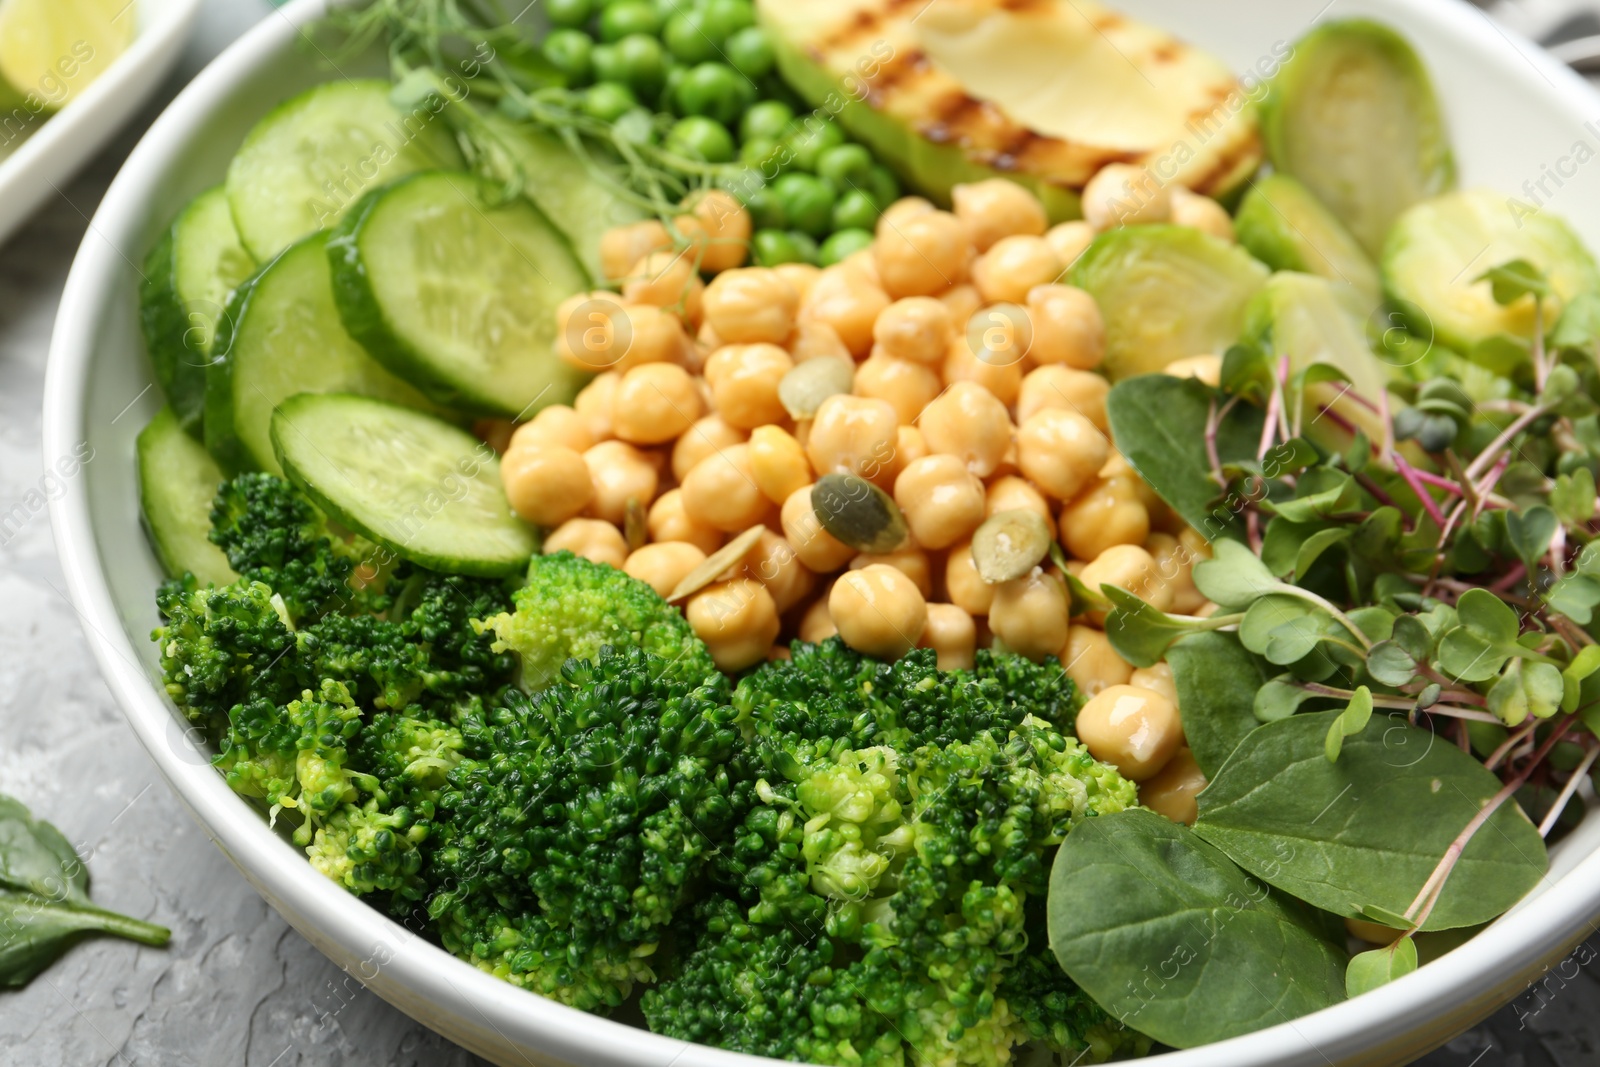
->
[[1346, 937, 1418, 998]]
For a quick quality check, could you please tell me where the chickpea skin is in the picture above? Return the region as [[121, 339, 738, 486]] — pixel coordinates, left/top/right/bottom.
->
[[1044, 221, 1096, 268], [543, 518, 628, 569], [1170, 187, 1235, 243], [683, 189, 753, 273], [745, 530, 816, 613], [940, 283, 983, 328], [1082, 164, 1172, 230], [624, 541, 708, 598], [893, 455, 986, 550], [943, 332, 1024, 407], [919, 382, 1015, 479], [789, 319, 852, 363], [600, 220, 674, 282], [687, 579, 781, 672], [802, 266, 890, 357], [952, 178, 1048, 252], [748, 425, 813, 505], [703, 267, 798, 344], [874, 297, 954, 365], [830, 564, 929, 660], [1129, 661, 1178, 706], [806, 394, 901, 483], [1080, 544, 1173, 622], [1017, 409, 1108, 501], [881, 196, 935, 228], [623, 249, 704, 326], [1075, 684, 1184, 781], [1061, 476, 1150, 560], [501, 445, 594, 527], [1139, 747, 1207, 825], [985, 476, 1057, 539], [919, 603, 978, 670], [850, 543, 934, 599], [972, 236, 1064, 305], [854, 354, 942, 427], [648, 488, 723, 555], [574, 372, 620, 441], [1165, 354, 1223, 387], [1146, 533, 1206, 615], [774, 262, 822, 304], [681, 444, 770, 532], [989, 570, 1071, 662], [555, 291, 628, 371], [799, 593, 838, 643], [1061, 625, 1133, 697], [509, 405, 594, 454], [946, 542, 995, 616], [782, 485, 857, 573], [1025, 285, 1105, 370], [1017, 364, 1110, 430], [612, 362, 702, 445], [874, 209, 970, 299], [706, 343, 794, 429], [582, 440, 659, 526], [671, 415, 746, 482]]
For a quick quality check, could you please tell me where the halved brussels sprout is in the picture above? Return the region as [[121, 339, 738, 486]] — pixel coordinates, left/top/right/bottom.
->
[[1262, 20, 1454, 256], [1234, 174, 1382, 309], [1071, 225, 1268, 380], [1383, 188, 1600, 355]]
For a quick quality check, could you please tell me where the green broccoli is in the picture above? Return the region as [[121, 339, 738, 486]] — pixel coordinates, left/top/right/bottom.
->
[[480, 551, 716, 691]]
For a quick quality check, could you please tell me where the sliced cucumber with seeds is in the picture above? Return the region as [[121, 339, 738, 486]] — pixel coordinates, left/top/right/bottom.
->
[[270, 393, 535, 577], [139, 186, 257, 433], [138, 406, 238, 587], [226, 80, 463, 261], [206, 233, 438, 476], [329, 170, 591, 417]]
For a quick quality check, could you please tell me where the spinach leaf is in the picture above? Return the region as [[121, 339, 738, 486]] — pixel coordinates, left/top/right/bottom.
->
[[1168, 632, 1269, 777], [1194, 713, 1546, 930], [1047, 809, 1347, 1049], [1107, 376, 1264, 541]]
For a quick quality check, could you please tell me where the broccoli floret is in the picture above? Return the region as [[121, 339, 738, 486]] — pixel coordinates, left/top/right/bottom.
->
[[154, 576, 303, 726], [426, 644, 738, 1010], [480, 551, 715, 691]]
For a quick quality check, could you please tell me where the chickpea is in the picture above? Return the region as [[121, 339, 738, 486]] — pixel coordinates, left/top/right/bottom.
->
[[896, 425, 929, 470], [1044, 220, 1096, 268], [703, 267, 798, 345], [830, 564, 929, 660], [1061, 476, 1150, 560], [802, 266, 890, 357], [1098, 452, 1161, 512], [705, 343, 793, 429], [952, 178, 1048, 252], [945, 541, 994, 616], [681, 444, 770, 532], [687, 578, 780, 672], [1076, 684, 1183, 781], [1025, 285, 1105, 370], [1016, 409, 1108, 501], [1017, 364, 1110, 430], [544, 517, 628, 569], [850, 543, 934, 599], [611, 363, 702, 445], [874, 297, 954, 365], [745, 529, 816, 613], [501, 445, 594, 527], [1170, 187, 1235, 243], [942, 333, 1024, 407], [623, 249, 704, 326], [1080, 544, 1172, 625], [989, 570, 1071, 661], [940, 283, 983, 328], [1129, 661, 1178, 706], [1139, 747, 1207, 825], [648, 488, 723, 555], [683, 189, 752, 273], [782, 485, 857, 573], [614, 303, 693, 372], [672, 415, 746, 481], [919, 381, 1014, 478], [509, 405, 594, 454], [1164, 353, 1223, 387], [747, 425, 813, 505], [799, 592, 838, 643], [555, 290, 627, 371], [1061, 624, 1133, 697], [972, 236, 1064, 305], [1146, 533, 1206, 615], [1179, 526, 1213, 561], [624, 541, 708, 598], [1081, 163, 1172, 230], [582, 440, 659, 526], [986, 476, 1057, 539], [874, 209, 970, 299], [574, 372, 620, 441], [919, 603, 978, 670], [893, 455, 986, 550], [841, 248, 883, 289], [774, 262, 822, 304], [854, 354, 942, 426], [599, 220, 674, 282], [806, 394, 900, 483], [789, 319, 852, 363], [881, 196, 935, 228]]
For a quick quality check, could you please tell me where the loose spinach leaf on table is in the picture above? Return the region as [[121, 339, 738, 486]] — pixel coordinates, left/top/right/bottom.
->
[[1047, 809, 1347, 1049], [1194, 713, 1546, 931], [1167, 631, 1270, 777]]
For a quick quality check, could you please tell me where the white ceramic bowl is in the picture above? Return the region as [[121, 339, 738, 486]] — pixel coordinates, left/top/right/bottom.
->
[[0, 0, 201, 250], [42, 1, 1600, 1063]]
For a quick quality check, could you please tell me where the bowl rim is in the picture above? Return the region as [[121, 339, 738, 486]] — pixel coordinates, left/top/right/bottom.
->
[[41, 1, 1600, 1064]]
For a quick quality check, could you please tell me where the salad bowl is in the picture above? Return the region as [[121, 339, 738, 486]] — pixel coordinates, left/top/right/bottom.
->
[[42, 0, 1600, 1063]]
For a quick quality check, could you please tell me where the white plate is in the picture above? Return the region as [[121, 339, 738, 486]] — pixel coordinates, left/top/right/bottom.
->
[[41, 1, 1600, 1064], [0, 0, 201, 249]]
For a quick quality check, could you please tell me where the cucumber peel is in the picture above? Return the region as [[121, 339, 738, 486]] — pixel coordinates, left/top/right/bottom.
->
[[137, 406, 238, 587]]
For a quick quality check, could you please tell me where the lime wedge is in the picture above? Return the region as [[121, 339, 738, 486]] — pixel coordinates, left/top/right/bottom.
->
[[0, 0, 135, 111]]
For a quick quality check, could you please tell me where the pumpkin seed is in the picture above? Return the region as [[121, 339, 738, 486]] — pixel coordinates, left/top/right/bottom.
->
[[811, 473, 908, 554], [666, 524, 766, 603], [779, 357, 855, 420], [624, 498, 649, 552], [971, 510, 1053, 583]]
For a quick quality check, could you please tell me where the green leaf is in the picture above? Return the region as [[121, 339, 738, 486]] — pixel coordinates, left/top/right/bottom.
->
[[1350, 507, 1404, 565], [1485, 659, 1564, 727], [1296, 528, 1352, 581], [1047, 809, 1348, 1050], [1239, 595, 1329, 666], [1325, 686, 1374, 762], [1540, 363, 1584, 413], [1261, 519, 1325, 578], [1107, 376, 1265, 541], [1194, 539, 1282, 611], [1102, 587, 1207, 669], [1255, 675, 1319, 723], [0, 794, 90, 903], [1476, 258, 1552, 305], [1365, 641, 1418, 688], [1346, 937, 1418, 997], [1464, 335, 1529, 378], [1169, 632, 1270, 777], [1436, 589, 1522, 683], [1551, 292, 1600, 350], [1504, 505, 1559, 568], [1564, 644, 1600, 687], [1194, 713, 1548, 931], [1551, 468, 1597, 528], [1220, 340, 1274, 403], [1263, 437, 1321, 478], [1545, 576, 1600, 625], [1268, 476, 1361, 523]]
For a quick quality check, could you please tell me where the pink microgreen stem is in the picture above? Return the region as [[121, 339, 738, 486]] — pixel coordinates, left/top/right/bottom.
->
[[1485, 720, 1540, 773], [1489, 564, 1528, 593], [1393, 453, 1449, 527], [1538, 742, 1600, 837], [1464, 405, 1550, 483]]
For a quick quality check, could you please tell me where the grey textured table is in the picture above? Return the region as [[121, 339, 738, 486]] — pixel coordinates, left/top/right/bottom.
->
[[0, 2, 1596, 1065]]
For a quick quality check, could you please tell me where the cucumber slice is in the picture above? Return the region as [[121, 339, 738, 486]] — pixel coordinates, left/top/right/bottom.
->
[[329, 170, 591, 417], [225, 80, 463, 261], [270, 393, 534, 577], [206, 233, 438, 476], [1262, 20, 1454, 256], [137, 406, 238, 587], [1234, 174, 1381, 310], [1383, 188, 1600, 354], [140, 187, 257, 433], [1071, 225, 1268, 380]]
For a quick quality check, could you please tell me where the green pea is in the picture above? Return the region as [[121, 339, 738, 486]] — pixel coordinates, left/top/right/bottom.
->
[[783, 118, 846, 173], [701, 0, 754, 41], [743, 186, 788, 231], [542, 29, 595, 85], [663, 10, 719, 64], [752, 229, 806, 267], [613, 34, 667, 97], [590, 43, 623, 84], [666, 116, 736, 163], [739, 136, 783, 173], [816, 144, 875, 193], [772, 172, 837, 238], [659, 64, 688, 114], [612, 107, 658, 145], [867, 164, 900, 209], [788, 230, 819, 264], [830, 188, 880, 232], [676, 62, 749, 126], [653, 0, 692, 15], [546, 0, 593, 28], [584, 81, 639, 123], [740, 100, 794, 144], [725, 26, 774, 79], [598, 0, 660, 40], [819, 228, 875, 267]]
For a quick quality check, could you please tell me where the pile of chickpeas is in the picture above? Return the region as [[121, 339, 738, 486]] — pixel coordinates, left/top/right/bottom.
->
[[495, 169, 1240, 822]]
